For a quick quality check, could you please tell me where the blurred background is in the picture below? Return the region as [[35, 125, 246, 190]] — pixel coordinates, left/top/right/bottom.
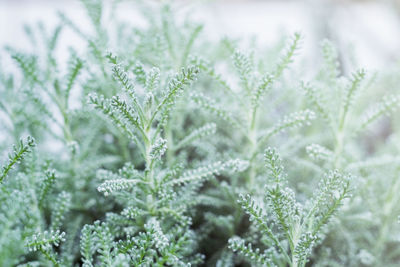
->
[[1, 0, 400, 72]]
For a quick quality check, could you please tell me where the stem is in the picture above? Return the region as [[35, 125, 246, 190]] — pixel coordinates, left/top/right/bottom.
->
[[0, 146, 29, 183], [333, 125, 344, 169], [334, 94, 349, 169], [373, 170, 400, 256], [290, 222, 301, 267], [247, 108, 258, 187], [144, 126, 155, 214], [144, 133, 153, 184], [165, 122, 174, 164]]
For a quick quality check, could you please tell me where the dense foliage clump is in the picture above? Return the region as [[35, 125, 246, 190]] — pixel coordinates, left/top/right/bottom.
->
[[1, 1, 400, 266]]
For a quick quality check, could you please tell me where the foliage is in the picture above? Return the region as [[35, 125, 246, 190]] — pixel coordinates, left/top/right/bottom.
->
[[1, 0, 399, 266]]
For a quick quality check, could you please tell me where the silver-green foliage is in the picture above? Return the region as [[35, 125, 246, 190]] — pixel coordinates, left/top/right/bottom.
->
[[229, 149, 351, 267], [1, 0, 400, 266]]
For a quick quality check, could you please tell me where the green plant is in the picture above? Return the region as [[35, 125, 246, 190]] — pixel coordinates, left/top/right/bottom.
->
[[1, 0, 400, 266], [228, 148, 351, 267]]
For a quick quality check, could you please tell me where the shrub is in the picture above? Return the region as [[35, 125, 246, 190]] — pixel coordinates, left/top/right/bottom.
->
[[1, 0, 399, 266]]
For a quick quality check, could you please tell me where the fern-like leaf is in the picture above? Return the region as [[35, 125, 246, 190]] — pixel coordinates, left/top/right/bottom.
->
[[0, 136, 36, 183], [228, 236, 274, 266], [275, 32, 302, 78], [259, 109, 315, 147], [174, 123, 217, 150], [358, 94, 400, 131], [191, 92, 241, 128], [339, 69, 366, 129], [167, 159, 248, 186]]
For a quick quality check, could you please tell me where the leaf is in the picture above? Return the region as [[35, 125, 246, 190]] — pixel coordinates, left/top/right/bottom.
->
[[251, 73, 274, 110], [320, 39, 340, 83], [339, 69, 366, 128], [0, 136, 36, 183], [358, 94, 400, 131], [301, 82, 331, 123], [228, 236, 274, 266], [264, 147, 286, 183], [190, 56, 234, 95], [97, 178, 145, 196], [27, 230, 66, 252], [237, 194, 290, 262], [151, 66, 199, 125], [88, 93, 143, 150], [275, 32, 302, 77], [190, 92, 241, 128], [167, 159, 248, 186], [259, 109, 316, 146], [38, 169, 57, 208], [232, 50, 253, 93], [150, 138, 167, 161], [174, 123, 217, 150], [306, 170, 351, 234], [50, 191, 72, 231], [65, 56, 83, 100], [306, 144, 333, 161]]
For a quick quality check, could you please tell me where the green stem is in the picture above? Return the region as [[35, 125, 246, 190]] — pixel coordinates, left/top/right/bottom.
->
[[143, 126, 156, 214], [333, 127, 344, 169], [247, 108, 258, 187], [290, 222, 302, 267], [334, 95, 349, 169], [373, 171, 400, 256], [165, 122, 174, 164]]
